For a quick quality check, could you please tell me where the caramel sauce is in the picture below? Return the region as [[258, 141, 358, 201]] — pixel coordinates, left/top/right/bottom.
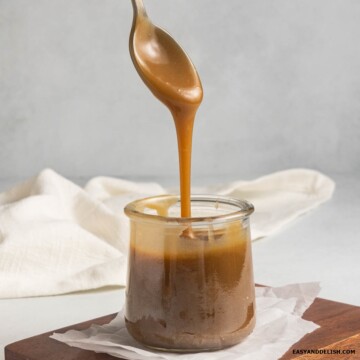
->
[[129, 1, 203, 217], [126, 2, 255, 351], [125, 218, 255, 350]]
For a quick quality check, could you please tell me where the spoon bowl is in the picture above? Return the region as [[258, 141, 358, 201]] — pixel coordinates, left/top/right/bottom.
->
[[129, 0, 203, 107]]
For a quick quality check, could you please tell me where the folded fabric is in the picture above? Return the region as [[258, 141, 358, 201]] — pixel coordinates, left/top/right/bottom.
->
[[0, 169, 335, 298]]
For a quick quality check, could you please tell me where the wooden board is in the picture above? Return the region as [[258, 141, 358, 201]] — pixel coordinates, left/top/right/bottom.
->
[[5, 295, 360, 360]]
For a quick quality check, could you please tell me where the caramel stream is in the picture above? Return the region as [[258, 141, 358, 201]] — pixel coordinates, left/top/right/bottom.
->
[[129, 0, 203, 217]]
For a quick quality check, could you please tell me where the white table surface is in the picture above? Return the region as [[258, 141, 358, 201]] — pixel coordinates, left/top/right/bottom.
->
[[0, 172, 359, 360]]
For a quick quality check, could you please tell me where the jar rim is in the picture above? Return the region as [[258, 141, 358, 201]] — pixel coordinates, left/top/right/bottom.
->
[[124, 194, 254, 224]]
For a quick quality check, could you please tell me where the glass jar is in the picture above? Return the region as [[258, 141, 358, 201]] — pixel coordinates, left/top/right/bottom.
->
[[124, 195, 255, 352]]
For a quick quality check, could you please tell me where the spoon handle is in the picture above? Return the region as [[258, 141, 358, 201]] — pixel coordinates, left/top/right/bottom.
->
[[131, 0, 147, 18]]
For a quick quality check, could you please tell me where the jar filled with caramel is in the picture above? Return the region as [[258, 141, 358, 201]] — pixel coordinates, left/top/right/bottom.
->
[[124, 195, 255, 352]]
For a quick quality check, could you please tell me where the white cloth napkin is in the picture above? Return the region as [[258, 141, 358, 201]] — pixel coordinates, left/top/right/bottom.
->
[[51, 282, 321, 360], [0, 169, 334, 298]]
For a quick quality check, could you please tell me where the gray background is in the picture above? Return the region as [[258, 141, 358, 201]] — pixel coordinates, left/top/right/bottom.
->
[[1, 0, 359, 182]]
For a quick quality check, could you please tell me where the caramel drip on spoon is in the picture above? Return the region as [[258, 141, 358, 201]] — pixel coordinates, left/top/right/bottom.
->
[[129, 0, 203, 217]]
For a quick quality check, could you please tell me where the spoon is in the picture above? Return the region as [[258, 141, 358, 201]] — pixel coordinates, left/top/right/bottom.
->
[[129, 0, 203, 111], [129, 0, 203, 220]]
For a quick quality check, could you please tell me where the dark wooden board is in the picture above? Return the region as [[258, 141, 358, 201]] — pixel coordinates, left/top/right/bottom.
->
[[281, 297, 360, 359], [5, 294, 360, 360]]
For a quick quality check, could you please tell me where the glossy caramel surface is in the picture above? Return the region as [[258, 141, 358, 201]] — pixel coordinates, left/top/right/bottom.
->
[[129, 4, 202, 217]]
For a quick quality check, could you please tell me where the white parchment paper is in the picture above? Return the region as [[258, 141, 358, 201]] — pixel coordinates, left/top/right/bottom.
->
[[51, 283, 321, 360]]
